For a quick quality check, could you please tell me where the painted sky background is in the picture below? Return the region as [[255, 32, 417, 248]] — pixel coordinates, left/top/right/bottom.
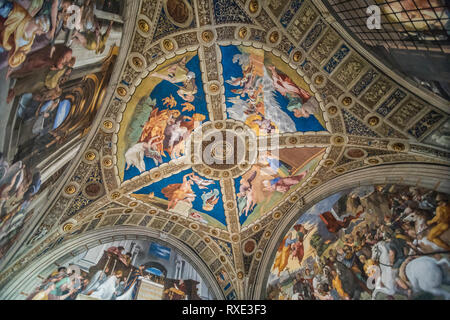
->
[[220, 45, 325, 133], [134, 169, 227, 227], [123, 54, 209, 182], [149, 242, 171, 261]]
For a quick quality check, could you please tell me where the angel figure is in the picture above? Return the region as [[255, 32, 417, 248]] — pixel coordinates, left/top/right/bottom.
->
[[161, 173, 196, 210], [150, 57, 198, 102]]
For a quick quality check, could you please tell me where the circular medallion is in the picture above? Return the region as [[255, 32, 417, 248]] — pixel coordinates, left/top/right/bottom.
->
[[248, 0, 259, 13], [201, 30, 214, 43], [392, 142, 406, 152], [314, 75, 325, 85], [342, 96, 353, 106], [335, 167, 346, 174], [132, 57, 143, 68], [162, 39, 175, 51], [190, 223, 199, 230], [164, 0, 194, 28], [327, 105, 338, 115], [209, 83, 220, 93], [238, 27, 248, 39], [84, 182, 103, 198], [293, 51, 302, 62], [243, 239, 256, 255], [151, 171, 162, 179], [62, 223, 74, 233], [332, 135, 346, 145], [269, 31, 279, 43], [103, 120, 113, 130], [272, 211, 282, 220], [65, 185, 77, 195], [111, 191, 121, 199], [188, 120, 258, 180], [84, 151, 96, 162], [102, 158, 113, 167], [366, 158, 381, 165], [368, 116, 380, 127], [138, 19, 150, 33], [117, 87, 127, 97], [129, 202, 138, 207], [345, 148, 367, 159]]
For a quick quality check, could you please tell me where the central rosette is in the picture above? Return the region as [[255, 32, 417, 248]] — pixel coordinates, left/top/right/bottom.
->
[[187, 120, 259, 180]]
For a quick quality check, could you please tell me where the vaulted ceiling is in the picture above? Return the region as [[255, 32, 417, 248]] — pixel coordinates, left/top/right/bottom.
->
[[0, 0, 449, 300]]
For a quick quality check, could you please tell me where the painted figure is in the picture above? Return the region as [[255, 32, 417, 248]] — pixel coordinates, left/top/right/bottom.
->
[[72, 20, 113, 54], [150, 57, 198, 102], [267, 184, 450, 300], [201, 188, 219, 212], [162, 173, 196, 210]]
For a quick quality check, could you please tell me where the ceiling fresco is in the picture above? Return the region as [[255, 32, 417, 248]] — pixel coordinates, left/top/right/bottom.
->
[[221, 45, 326, 133], [114, 43, 331, 232], [0, 0, 449, 300]]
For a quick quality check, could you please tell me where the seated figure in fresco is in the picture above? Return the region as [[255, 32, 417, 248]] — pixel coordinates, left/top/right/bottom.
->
[[7, 43, 74, 79], [7, 60, 74, 103], [262, 170, 308, 193], [0, 1, 51, 70], [149, 56, 198, 102], [267, 65, 316, 118], [0, 161, 39, 223], [72, 20, 113, 55]]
